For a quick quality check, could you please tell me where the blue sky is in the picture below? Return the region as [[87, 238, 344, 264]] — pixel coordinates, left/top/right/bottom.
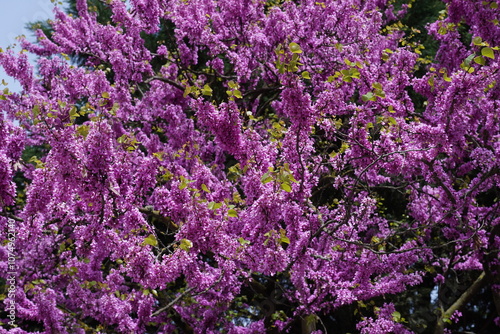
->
[[0, 0, 55, 91]]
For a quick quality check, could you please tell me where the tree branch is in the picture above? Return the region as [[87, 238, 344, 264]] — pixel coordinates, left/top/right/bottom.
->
[[434, 271, 487, 334], [0, 212, 24, 222], [138, 206, 178, 232], [144, 76, 190, 96], [151, 286, 195, 317]]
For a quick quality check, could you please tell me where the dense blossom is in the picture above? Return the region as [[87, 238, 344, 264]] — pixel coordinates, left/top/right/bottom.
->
[[0, 0, 499, 332]]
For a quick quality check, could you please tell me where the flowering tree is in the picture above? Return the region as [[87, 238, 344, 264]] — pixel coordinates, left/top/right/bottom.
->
[[1, 0, 499, 332]]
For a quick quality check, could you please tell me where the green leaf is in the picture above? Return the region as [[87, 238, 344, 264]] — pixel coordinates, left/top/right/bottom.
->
[[464, 66, 475, 73], [288, 42, 302, 54], [228, 209, 238, 217], [281, 183, 292, 192], [179, 238, 193, 251], [340, 69, 350, 76], [201, 184, 210, 192], [464, 53, 475, 67], [153, 152, 164, 161], [29, 156, 46, 169], [261, 172, 273, 184], [208, 201, 223, 210], [280, 236, 290, 244], [350, 68, 360, 78], [427, 76, 434, 87], [482, 46, 495, 59], [201, 84, 213, 96], [424, 265, 436, 273], [361, 92, 375, 102], [474, 56, 486, 65], [472, 36, 483, 46], [101, 92, 110, 99], [233, 90, 242, 99], [142, 234, 158, 247], [57, 100, 67, 108], [238, 237, 250, 245], [31, 105, 40, 117], [392, 311, 401, 322], [69, 106, 78, 119], [287, 173, 298, 183], [24, 283, 35, 292], [178, 176, 194, 190], [301, 71, 311, 79]]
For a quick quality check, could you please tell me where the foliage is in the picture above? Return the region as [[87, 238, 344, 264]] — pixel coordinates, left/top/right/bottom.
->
[[1, 0, 500, 333]]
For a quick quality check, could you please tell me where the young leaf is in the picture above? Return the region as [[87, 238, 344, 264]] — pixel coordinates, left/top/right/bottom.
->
[[202, 84, 213, 96], [361, 92, 375, 102], [474, 56, 486, 65], [238, 237, 250, 245], [472, 36, 483, 46], [179, 238, 193, 251], [233, 90, 242, 99], [208, 202, 223, 210], [464, 53, 475, 67], [142, 234, 158, 247], [289, 42, 302, 53], [392, 311, 401, 322], [481, 47, 495, 59], [279, 235, 290, 245], [281, 183, 292, 192], [261, 172, 273, 184]]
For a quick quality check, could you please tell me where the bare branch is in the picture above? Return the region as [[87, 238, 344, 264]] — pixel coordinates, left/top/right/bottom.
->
[[0, 212, 24, 222], [434, 271, 487, 334], [151, 287, 195, 317]]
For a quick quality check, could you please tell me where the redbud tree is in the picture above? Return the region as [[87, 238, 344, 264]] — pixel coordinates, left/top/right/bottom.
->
[[1, 0, 499, 332]]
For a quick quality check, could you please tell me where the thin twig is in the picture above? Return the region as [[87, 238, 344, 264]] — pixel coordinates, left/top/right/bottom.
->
[[151, 286, 195, 317]]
